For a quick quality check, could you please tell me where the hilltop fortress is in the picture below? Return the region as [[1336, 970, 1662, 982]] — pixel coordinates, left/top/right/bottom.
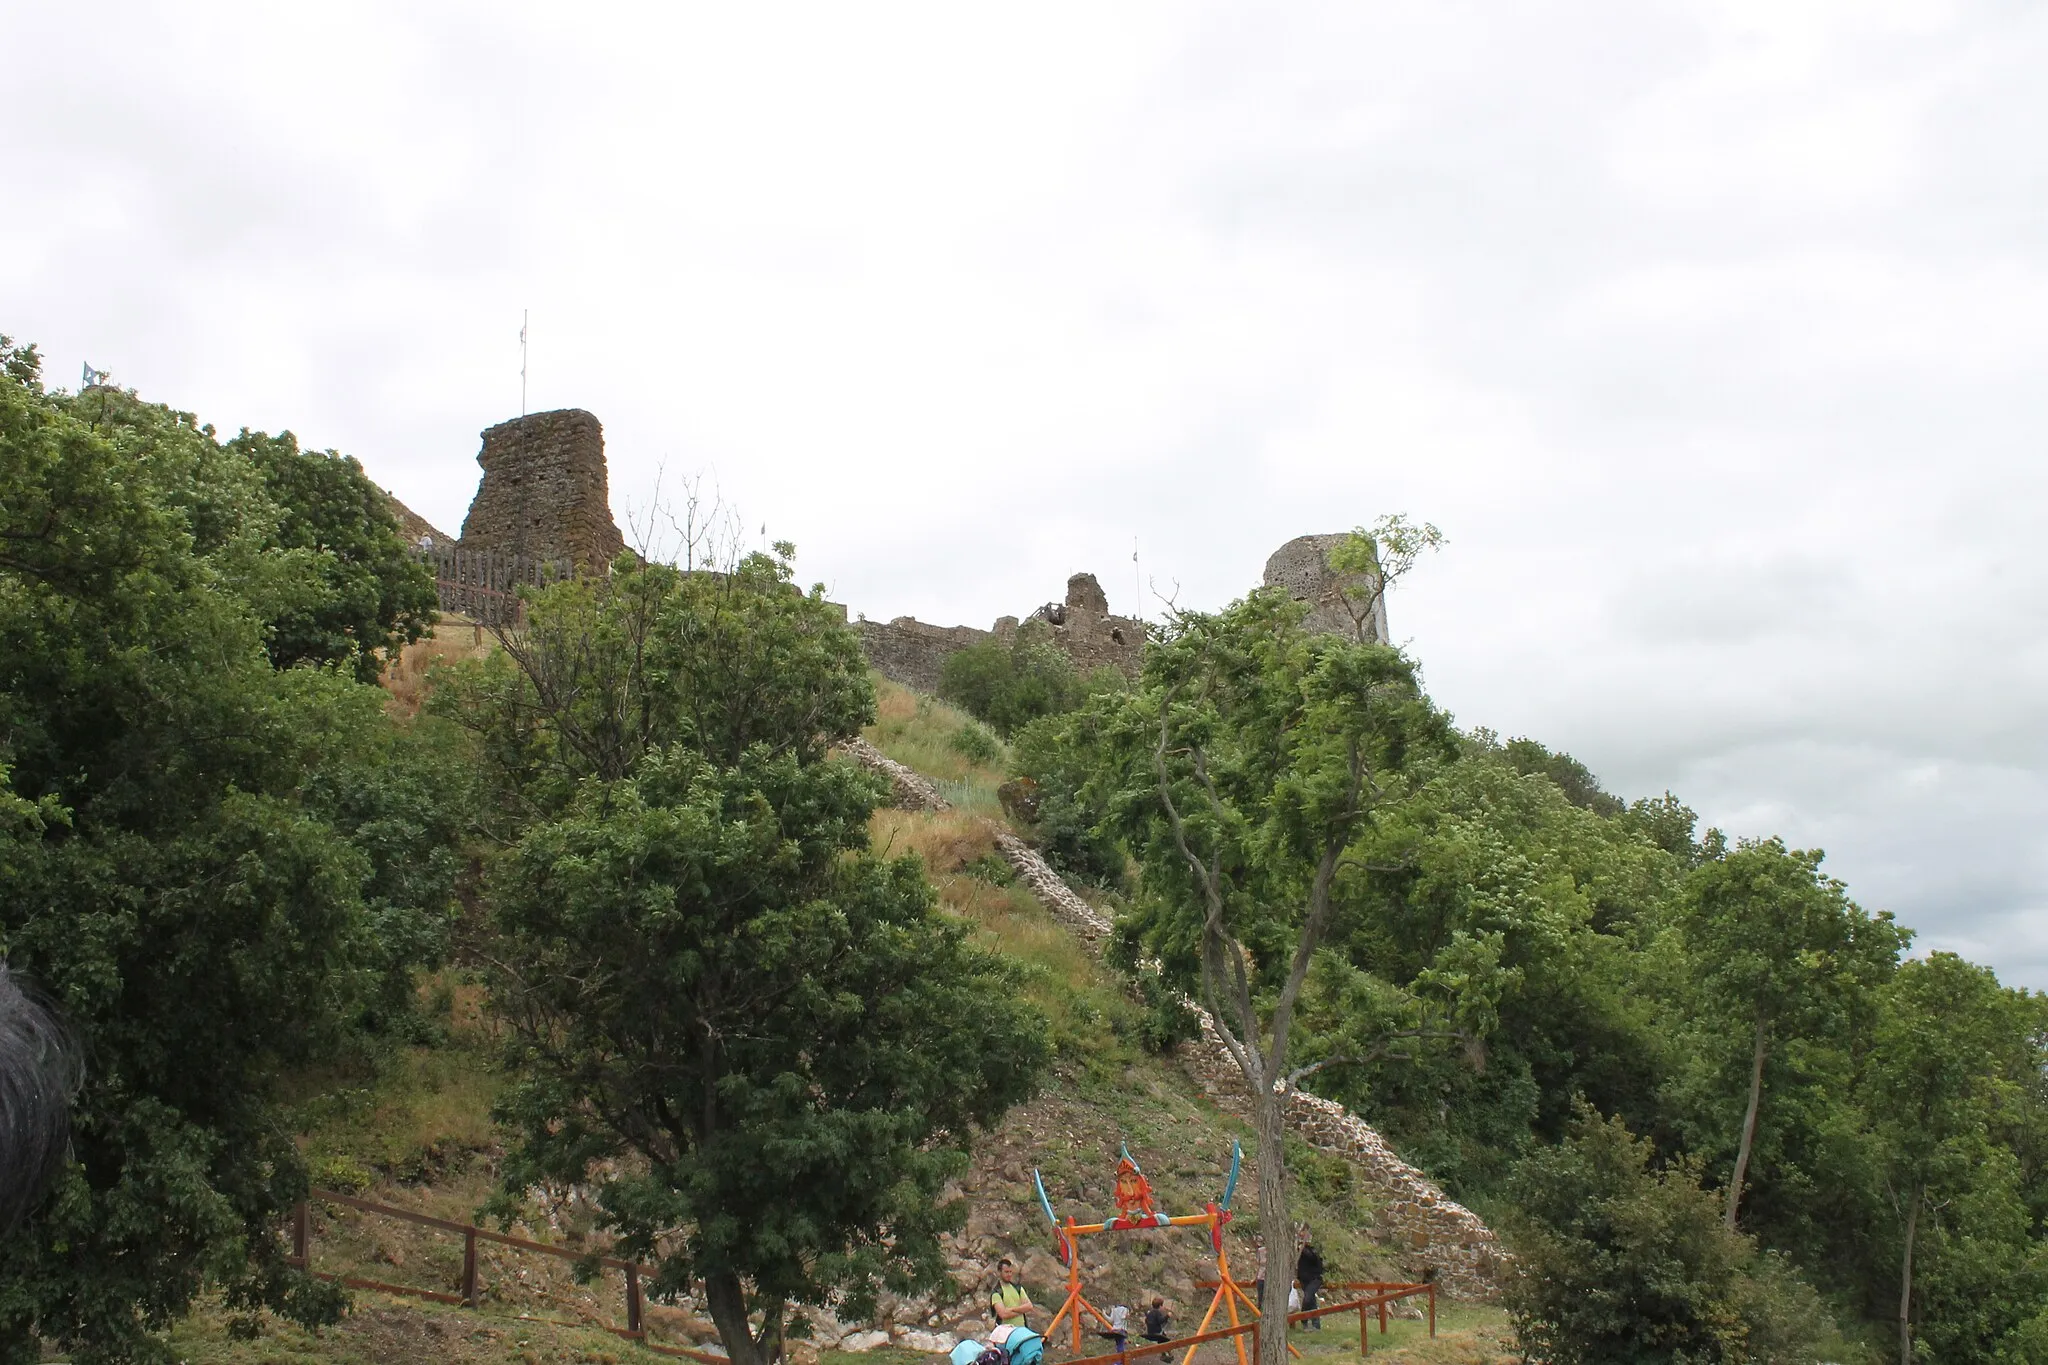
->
[[391, 408, 1387, 672]]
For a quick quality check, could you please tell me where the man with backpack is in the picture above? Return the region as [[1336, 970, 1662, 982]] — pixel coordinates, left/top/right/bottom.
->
[[989, 1258, 1035, 1330]]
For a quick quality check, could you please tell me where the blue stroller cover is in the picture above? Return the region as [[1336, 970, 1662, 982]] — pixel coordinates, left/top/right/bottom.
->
[[950, 1342, 986, 1365], [1005, 1328, 1045, 1365]]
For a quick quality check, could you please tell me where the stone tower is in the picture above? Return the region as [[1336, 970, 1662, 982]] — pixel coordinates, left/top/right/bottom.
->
[[1263, 533, 1388, 643], [457, 409, 625, 569]]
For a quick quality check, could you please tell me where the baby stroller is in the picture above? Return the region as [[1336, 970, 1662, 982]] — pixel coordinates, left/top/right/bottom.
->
[[951, 1325, 1045, 1365]]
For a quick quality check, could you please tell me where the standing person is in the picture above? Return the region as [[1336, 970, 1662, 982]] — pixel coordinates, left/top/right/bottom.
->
[[989, 1258, 1035, 1329], [1296, 1237, 1325, 1330], [1142, 1298, 1173, 1344], [1252, 1234, 1268, 1306]]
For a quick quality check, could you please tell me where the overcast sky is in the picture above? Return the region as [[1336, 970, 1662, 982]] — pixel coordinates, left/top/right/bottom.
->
[[8, 2, 2045, 985]]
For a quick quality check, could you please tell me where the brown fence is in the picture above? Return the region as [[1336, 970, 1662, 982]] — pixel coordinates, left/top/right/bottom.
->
[[291, 1191, 1437, 1363], [291, 1187, 718, 1361], [415, 545, 570, 624], [1192, 1281, 1437, 1355]]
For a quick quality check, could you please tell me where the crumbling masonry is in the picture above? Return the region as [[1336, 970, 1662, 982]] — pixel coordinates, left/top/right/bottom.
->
[[857, 572, 1146, 693], [457, 409, 626, 570]]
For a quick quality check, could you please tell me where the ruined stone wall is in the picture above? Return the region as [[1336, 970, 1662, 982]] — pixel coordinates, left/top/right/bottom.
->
[[855, 618, 997, 695], [860, 572, 1145, 694], [1264, 533, 1389, 643], [457, 409, 625, 570]]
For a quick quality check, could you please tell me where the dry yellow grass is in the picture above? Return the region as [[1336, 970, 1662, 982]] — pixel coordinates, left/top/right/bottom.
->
[[381, 616, 496, 718], [870, 808, 998, 875]]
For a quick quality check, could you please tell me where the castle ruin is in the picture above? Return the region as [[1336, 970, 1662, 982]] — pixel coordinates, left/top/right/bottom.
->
[[457, 409, 625, 569], [1263, 532, 1389, 643], [858, 572, 1146, 694]]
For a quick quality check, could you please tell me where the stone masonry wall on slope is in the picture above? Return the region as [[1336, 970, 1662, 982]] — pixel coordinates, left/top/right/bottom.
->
[[835, 739, 1506, 1301]]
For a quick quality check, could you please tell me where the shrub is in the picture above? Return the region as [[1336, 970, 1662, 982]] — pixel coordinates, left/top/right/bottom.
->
[[939, 632, 1087, 735], [948, 719, 1002, 765], [1500, 1105, 1848, 1364]]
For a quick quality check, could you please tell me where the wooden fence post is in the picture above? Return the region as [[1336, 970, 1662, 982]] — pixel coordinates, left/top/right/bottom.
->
[[1427, 1284, 1435, 1338], [1358, 1302, 1368, 1357], [291, 1200, 309, 1269], [461, 1228, 479, 1308], [626, 1263, 644, 1335]]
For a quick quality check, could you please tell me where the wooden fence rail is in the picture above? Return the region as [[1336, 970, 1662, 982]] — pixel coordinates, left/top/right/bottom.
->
[[291, 1188, 718, 1362], [291, 1190, 1437, 1363], [1192, 1281, 1437, 1353]]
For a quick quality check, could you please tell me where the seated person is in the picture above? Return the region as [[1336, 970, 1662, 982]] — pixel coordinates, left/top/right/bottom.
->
[[1142, 1298, 1173, 1344], [1096, 1304, 1131, 1351]]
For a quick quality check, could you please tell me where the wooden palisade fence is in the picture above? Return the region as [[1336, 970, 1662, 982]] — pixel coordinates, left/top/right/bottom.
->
[[414, 544, 571, 625]]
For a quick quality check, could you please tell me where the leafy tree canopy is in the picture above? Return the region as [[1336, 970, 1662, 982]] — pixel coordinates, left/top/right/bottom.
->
[[448, 550, 1052, 1365], [0, 337, 459, 1361]]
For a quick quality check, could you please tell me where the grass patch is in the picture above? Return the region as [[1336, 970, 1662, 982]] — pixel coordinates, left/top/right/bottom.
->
[[382, 617, 497, 719], [287, 975, 506, 1189], [164, 1291, 650, 1365], [1288, 1303, 1515, 1363], [864, 678, 1010, 811]]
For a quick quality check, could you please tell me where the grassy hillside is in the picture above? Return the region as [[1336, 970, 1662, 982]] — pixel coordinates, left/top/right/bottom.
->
[[161, 678, 1512, 1363]]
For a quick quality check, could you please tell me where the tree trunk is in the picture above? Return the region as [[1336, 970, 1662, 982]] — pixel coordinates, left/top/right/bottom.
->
[[1898, 1185, 1921, 1365], [1252, 1087, 1293, 1365], [706, 1269, 779, 1365], [1725, 1016, 1768, 1230]]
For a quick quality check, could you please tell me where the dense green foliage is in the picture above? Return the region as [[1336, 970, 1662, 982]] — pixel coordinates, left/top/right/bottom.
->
[[938, 625, 1117, 735], [1053, 581, 1457, 1365], [1024, 545, 2048, 1362], [443, 550, 1052, 1365], [0, 340, 458, 1362], [228, 430, 438, 682], [1501, 1107, 1846, 1364]]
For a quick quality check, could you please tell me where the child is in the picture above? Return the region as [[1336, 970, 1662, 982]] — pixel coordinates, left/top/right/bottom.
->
[[1142, 1298, 1172, 1344], [1097, 1304, 1130, 1353]]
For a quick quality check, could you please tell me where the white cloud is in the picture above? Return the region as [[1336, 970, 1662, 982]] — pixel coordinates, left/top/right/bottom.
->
[[6, 0, 2046, 984]]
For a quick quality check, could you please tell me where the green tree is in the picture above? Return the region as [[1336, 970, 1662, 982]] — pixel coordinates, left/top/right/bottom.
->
[[1500, 1106, 1845, 1364], [1298, 746, 1681, 1194], [1861, 954, 2035, 1365], [1075, 525, 1454, 1365], [449, 550, 1051, 1365], [1681, 839, 1905, 1231], [0, 339, 454, 1361], [229, 430, 438, 682]]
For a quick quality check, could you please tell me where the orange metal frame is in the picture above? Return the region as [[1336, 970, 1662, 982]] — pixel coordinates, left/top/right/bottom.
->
[[1041, 1204, 1261, 1365]]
